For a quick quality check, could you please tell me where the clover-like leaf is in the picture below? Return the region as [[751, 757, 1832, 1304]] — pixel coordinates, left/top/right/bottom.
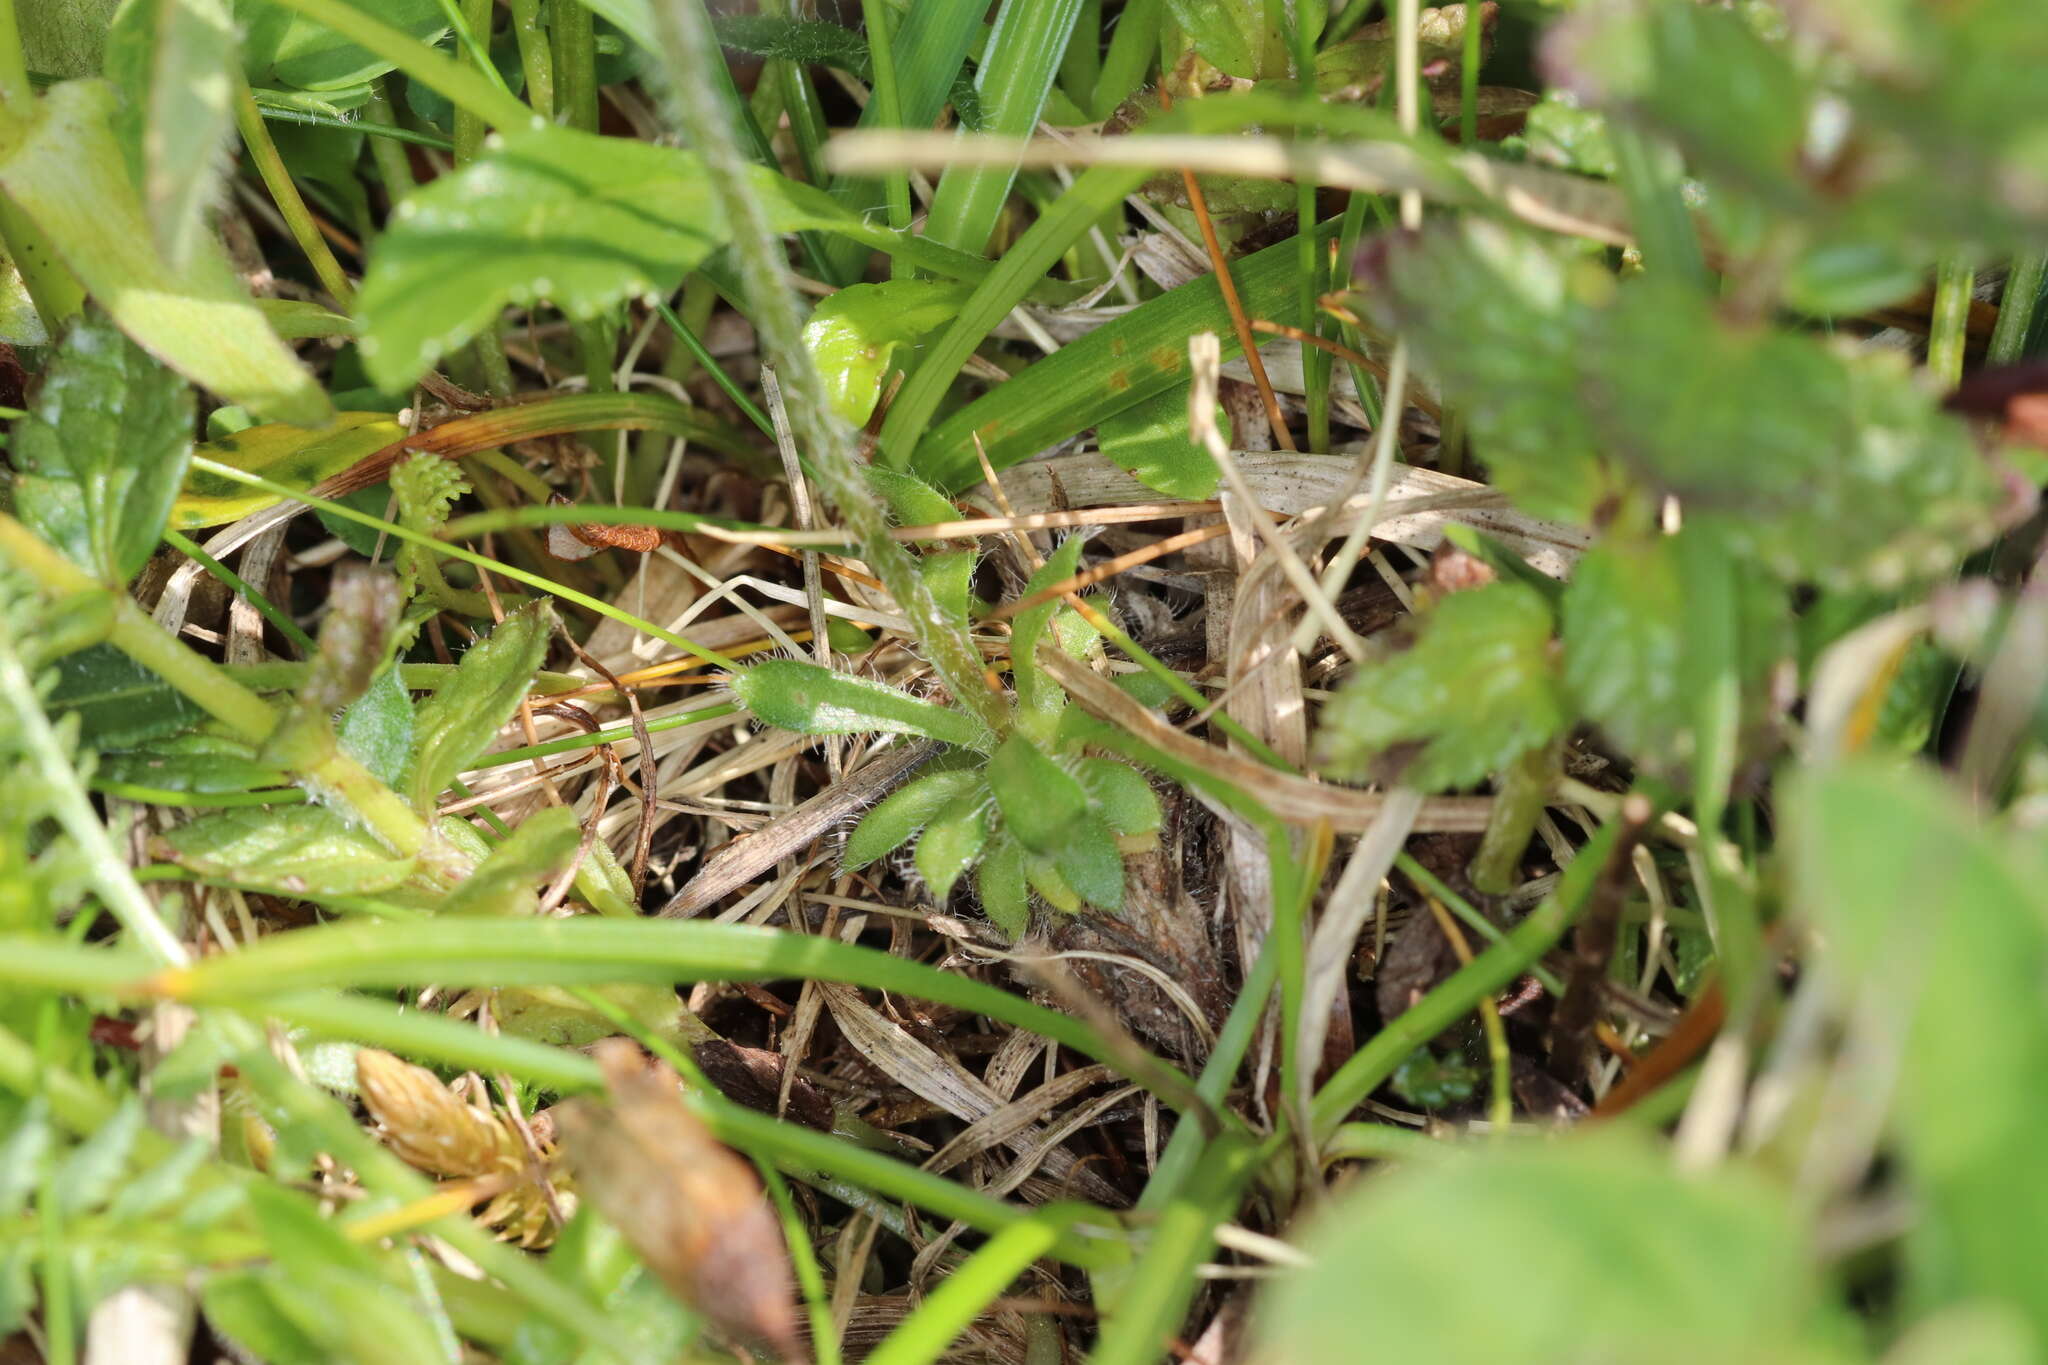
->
[[734, 659, 988, 749], [1318, 582, 1566, 792]]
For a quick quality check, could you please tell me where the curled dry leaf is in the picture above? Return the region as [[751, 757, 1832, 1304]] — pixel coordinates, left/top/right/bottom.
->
[[559, 1038, 804, 1363]]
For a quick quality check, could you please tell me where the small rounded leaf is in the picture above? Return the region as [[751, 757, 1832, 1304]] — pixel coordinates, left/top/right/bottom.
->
[[914, 795, 990, 902], [843, 768, 982, 870], [1053, 817, 1125, 912], [977, 834, 1030, 940], [1077, 757, 1162, 838]]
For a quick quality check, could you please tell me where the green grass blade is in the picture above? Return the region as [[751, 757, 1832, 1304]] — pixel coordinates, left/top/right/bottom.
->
[[910, 220, 1340, 486], [864, 1205, 1104, 1365], [921, 0, 1086, 255], [1089, 0, 1158, 118]]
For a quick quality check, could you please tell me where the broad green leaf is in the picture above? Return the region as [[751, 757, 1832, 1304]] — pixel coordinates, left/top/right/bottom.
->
[[51, 643, 207, 747], [105, 0, 238, 267], [986, 734, 1089, 853], [356, 127, 728, 392], [733, 659, 989, 749], [914, 794, 989, 902], [1318, 583, 1567, 792], [173, 413, 406, 527], [803, 281, 972, 428], [1094, 380, 1222, 502], [0, 80, 331, 425], [1009, 535, 1087, 742], [158, 805, 415, 894], [1254, 1134, 1848, 1364], [337, 666, 414, 788], [19, 0, 118, 77], [407, 603, 553, 812], [357, 126, 1003, 392], [977, 833, 1029, 940], [234, 0, 445, 90], [441, 806, 581, 916], [1052, 816, 1123, 912], [13, 306, 194, 585], [98, 733, 289, 794], [1562, 530, 1790, 774], [1076, 758, 1161, 838], [1366, 222, 2005, 583], [1785, 760, 2048, 1345], [843, 766, 983, 869]]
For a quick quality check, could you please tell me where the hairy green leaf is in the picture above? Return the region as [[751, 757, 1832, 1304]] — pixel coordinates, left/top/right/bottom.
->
[[803, 279, 973, 428], [13, 307, 194, 585], [734, 659, 989, 748], [914, 794, 989, 902], [1009, 535, 1087, 742], [1052, 816, 1123, 912], [1076, 757, 1161, 838], [441, 806, 581, 916], [406, 603, 553, 812], [977, 833, 1029, 940], [1318, 582, 1567, 791], [1255, 1134, 1845, 1363], [987, 734, 1089, 853], [0, 79, 330, 425], [159, 805, 415, 894], [336, 666, 414, 788], [843, 766, 982, 870]]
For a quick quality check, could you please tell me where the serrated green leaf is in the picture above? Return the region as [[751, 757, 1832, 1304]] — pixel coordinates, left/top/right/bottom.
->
[[407, 603, 553, 812], [977, 833, 1029, 940], [0, 79, 330, 425], [1052, 816, 1124, 911], [1367, 222, 2005, 584], [50, 643, 206, 747], [914, 794, 989, 902], [1095, 380, 1223, 501], [160, 805, 415, 893], [441, 806, 581, 916], [1076, 757, 1160, 838], [1317, 582, 1567, 791], [987, 734, 1090, 854], [1254, 1134, 1847, 1363], [1786, 760, 2048, 1344], [98, 733, 289, 794], [843, 766, 982, 869], [1010, 536, 1087, 742], [733, 659, 988, 748], [54, 1095, 143, 1217], [1562, 531, 1791, 774], [337, 666, 414, 788], [803, 280, 974, 427], [13, 307, 195, 585], [174, 413, 406, 528]]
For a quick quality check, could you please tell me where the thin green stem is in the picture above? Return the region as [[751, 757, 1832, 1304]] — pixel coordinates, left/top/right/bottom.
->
[[0, 0, 30, 111], [361, 82, 423, 206], [865, 1206, 1105, 1365], [1989, 251, 2048, 366], [647, 0, 1012, 736], [269, 98, 451, 152], [1468, 740, 1556, 896], [551, 0, 600, 133], [234, 73, 354, 305], [451, 0, 496, 164], [859, 0, 913, 253], [652, 297, 772, 436], [1396, 853, 1565, 997], [507, 0, 555, 120], [1928, 257, 1975, 386], [472, 703, 739, 769]]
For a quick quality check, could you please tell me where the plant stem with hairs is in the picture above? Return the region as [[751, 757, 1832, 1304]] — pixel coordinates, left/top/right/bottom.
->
[[644, 0, 1010, 737]]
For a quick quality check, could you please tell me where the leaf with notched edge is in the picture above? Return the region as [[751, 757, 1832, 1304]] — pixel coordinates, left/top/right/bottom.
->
[[559, 1040, 802, 1362]]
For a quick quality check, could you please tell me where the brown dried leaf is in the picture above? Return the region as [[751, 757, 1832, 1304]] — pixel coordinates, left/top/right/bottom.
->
[[559, 1039, 804, 1362]]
